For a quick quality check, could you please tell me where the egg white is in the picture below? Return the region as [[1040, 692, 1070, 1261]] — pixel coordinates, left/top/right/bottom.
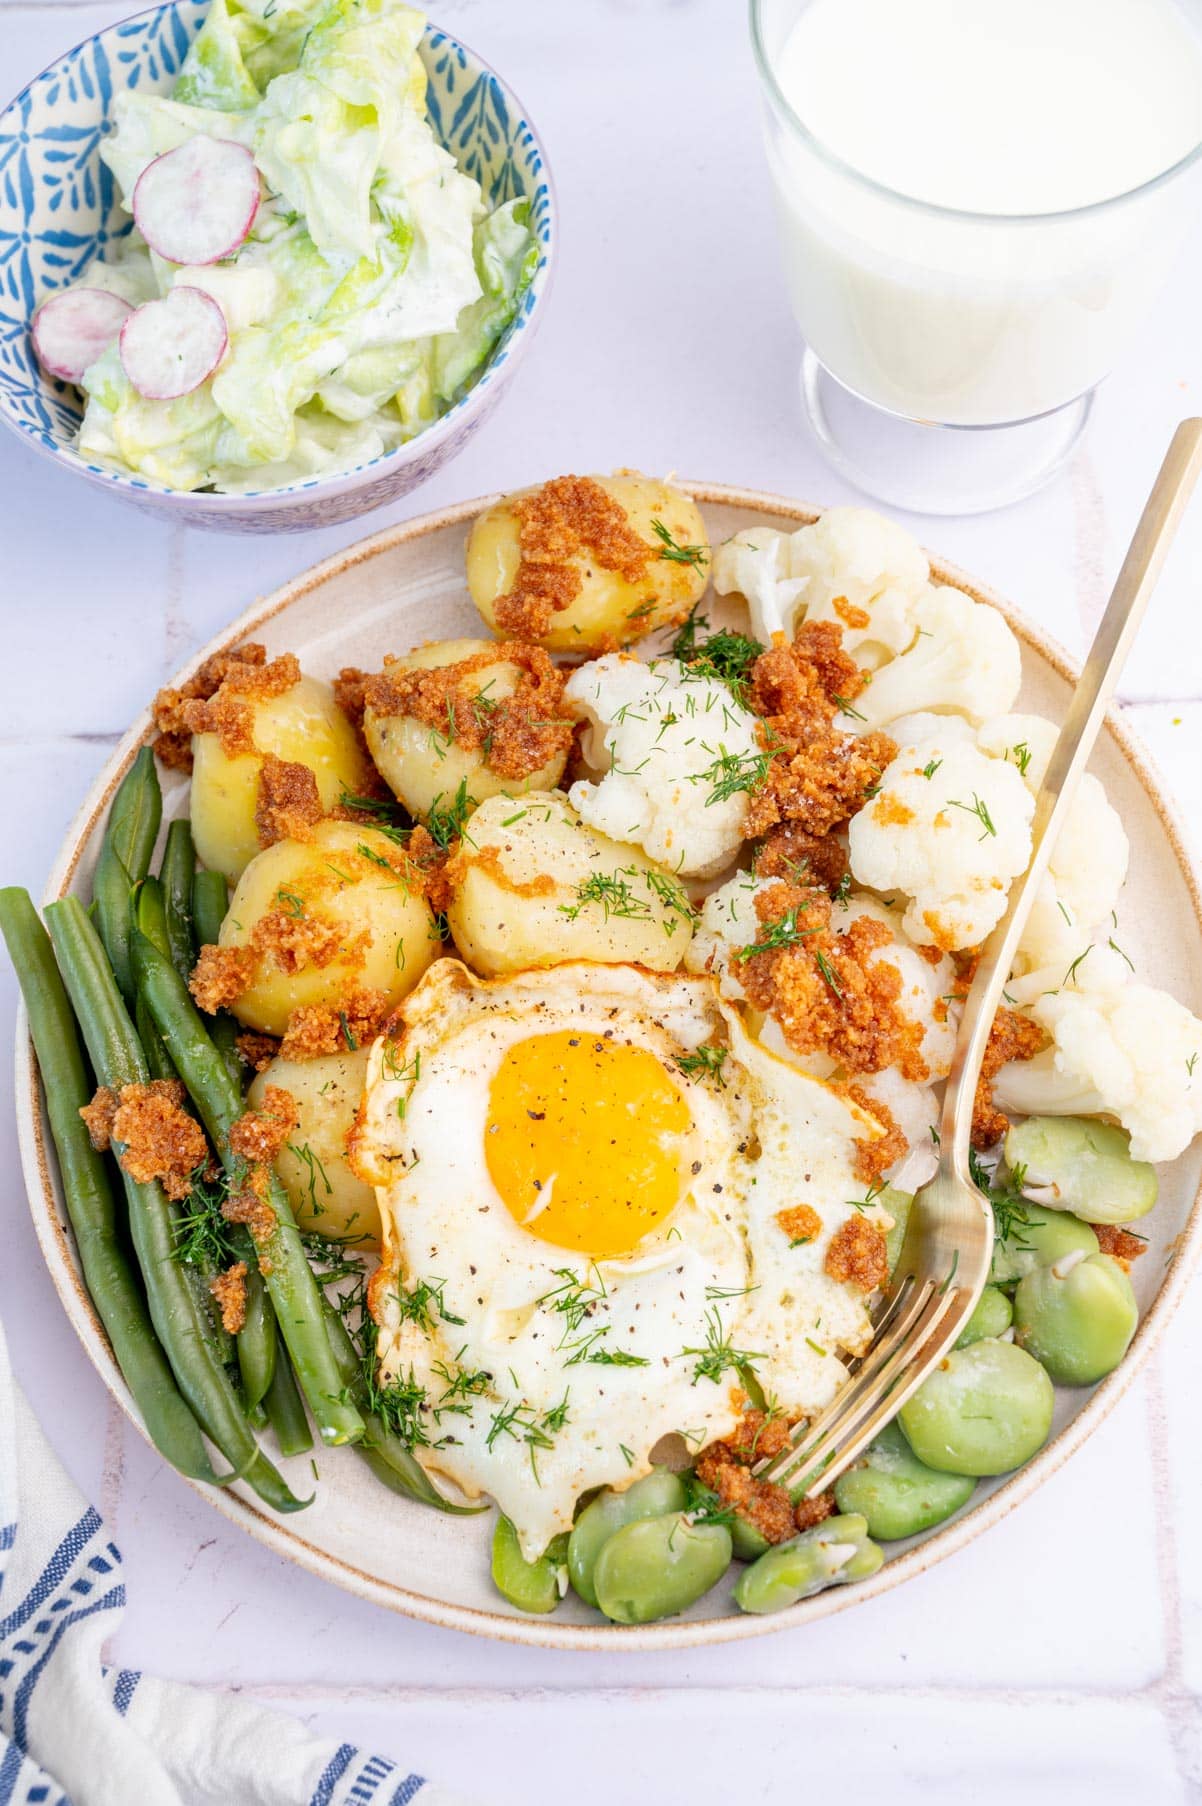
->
[[355, 960, 886, 1557]]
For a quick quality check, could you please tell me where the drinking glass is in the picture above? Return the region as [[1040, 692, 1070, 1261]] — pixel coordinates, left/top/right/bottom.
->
[[750, 0, 1202, 513]]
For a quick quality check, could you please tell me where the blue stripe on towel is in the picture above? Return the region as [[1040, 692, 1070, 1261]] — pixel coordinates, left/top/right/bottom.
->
[[311, 1743, 356, 1805], [349, 1752, 397, 1801], [388, 1777, 425, 1806], [112, 1669, 140, 1717], [11, 1587, 125, 1759], [0, 1510, 102, 1641]]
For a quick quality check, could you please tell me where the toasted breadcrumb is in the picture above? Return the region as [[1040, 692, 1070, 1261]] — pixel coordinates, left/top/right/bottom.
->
[[247, 908, 351, 978], [209, 1262, 248, 1335], [332, 667, 369, 734], [738, 880, 927, 1081], [745, 626, 894, 841], [222, 1164, 276, 1248], [255, 754, 323, 848], [229, 1084, 298, 1164], [363, 643, 575, 782], [81, 1079, 207, 1201], [845, 1082, 909, 1186], [755, 823, 849, 896], [776, 1203, 822, 1245], [236, 1031, 280, 1073], [278, 987, 393, 1061], [494, 476, 652, 637], [1095, 1225, 1147, 1271], [79, 1086, 119, 1151], [824, 1215, 889, 1292], [794, 1492, 837, 1533], [151, 642, 267, 770], [971, 1008, 1048, 1148], [696, 1411, 799, 1545], [190, 944, 257, 1013]]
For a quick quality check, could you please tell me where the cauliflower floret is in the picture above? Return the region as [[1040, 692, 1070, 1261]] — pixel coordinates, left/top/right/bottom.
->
[[563, 655, 761, 880], [993, 975, 1202, 1164], [849, 728, 1035, 952], [713, 507, 929, 659], [853, 585, 1022, 735], [978, 712, 1129, 975], [684, 870, 773, 997]]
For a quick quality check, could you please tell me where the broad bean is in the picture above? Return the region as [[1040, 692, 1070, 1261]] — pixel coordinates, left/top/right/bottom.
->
[[1004, 1116, 1156, 1226], [955, 1285, 1013, 1348], [899, 1338, 1054, 1476], [593, 1512, 732, 1625], [568, 1469, 687, 1607], [990, 1200, 1098, 1288], [733, 1514, 883, 1615], [834, 1421, 975, 1539], [491, 1515, 569, 1615], [1013, 1251, 1138, 1385]]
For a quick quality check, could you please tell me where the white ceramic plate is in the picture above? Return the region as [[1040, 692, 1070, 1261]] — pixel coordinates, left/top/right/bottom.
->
[[16, 484, 1202, 1649]]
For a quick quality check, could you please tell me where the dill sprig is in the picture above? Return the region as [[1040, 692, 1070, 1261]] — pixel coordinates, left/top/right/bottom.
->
[[560, 871, 651, 924], [736, 902, 819, 961], [675, 1042, 728, 1087], [669, 606, 764, 705], [173, 1163, 238, 1268], [691, 743, 773, 807], [946, 792, 997, 840], [651, 518, 709, 571], [679, 1307, 766, 1387]]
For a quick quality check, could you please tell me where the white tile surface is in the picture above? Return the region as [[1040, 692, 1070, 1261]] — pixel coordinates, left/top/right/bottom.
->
[[4, 0, 1202, 1798]]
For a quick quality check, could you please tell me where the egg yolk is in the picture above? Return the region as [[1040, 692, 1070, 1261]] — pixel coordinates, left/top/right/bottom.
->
[[485, 1030, 691, 1258]]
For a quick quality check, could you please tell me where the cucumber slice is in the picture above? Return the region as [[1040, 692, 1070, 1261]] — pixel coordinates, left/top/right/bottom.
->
[[1004, 1115, 1157, 1226]]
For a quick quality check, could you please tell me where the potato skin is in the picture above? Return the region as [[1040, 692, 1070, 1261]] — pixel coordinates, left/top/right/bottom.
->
[[191, 673, 370, 883], [363, 638, 568, 823], [248, 1049, 380, 1246], [465, 475, 709, 654], [220, 820, 437, 1035], [446, 791, 695, 976]]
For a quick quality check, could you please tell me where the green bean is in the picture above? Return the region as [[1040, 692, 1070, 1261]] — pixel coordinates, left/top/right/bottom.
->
[[44, 896, 307, 1514], [898, 1338, 1054, 1476], [733, 1514, 883, 1615], [181, 1260, 235, 1370], [264, 1343, 313, 1458], [92, 747, 162, 1006], [191, 868, 242, 1087], [237, 1266, 277, 1414], [130, 918, 363, 1448], [491, 1515, 569, 1614], [136, 993, 177, 1082], [593, 1512, 733, 1624], [0, 888, 217, 1483], [1013, 1252, 1138, 1385], [321, 1299, 481, 1513], [160, 819, 197, 984], [568, 1469, 687, 1606], [833, 1420, 975, 1540]]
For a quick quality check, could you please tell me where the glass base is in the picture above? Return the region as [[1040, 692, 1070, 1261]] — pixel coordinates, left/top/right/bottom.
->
[[799, 348, 1093, 515]]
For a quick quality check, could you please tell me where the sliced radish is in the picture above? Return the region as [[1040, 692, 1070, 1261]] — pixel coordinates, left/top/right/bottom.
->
[[32, 288, 133, 384], [133, 136, 260, 267], [119, 286, 229, 400]]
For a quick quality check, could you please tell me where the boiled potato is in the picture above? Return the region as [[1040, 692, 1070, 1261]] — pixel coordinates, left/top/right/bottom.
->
[[221, 820, 437, 1035], [191, 673, 370, 883], [248, 1049, 379, 1246], [466, 474, 709, 654], [446, 791, 695, 976], [363, 638, 569, 824]]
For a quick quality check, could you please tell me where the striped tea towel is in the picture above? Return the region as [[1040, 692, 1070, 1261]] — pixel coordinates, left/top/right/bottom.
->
[[0, 1319, 471, 1806]]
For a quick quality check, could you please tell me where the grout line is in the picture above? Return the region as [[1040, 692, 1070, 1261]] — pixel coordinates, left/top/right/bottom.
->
[[1144, 1359, 1199, 1788], [1071, 442, 1109, 643]]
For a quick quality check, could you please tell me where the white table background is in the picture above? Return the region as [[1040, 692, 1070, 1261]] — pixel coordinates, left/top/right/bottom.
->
[[5, 2, 1202, 1799]]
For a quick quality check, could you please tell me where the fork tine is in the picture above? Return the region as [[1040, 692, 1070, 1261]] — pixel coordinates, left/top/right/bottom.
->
[[794, 1290, 982, 1497], [759, 1281, 963, 1494]]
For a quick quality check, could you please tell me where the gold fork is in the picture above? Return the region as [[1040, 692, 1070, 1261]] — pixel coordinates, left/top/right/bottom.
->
[[755, 418, 1202, 1503]]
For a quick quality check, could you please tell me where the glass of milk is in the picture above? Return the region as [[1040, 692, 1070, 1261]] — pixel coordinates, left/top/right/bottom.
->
[[751, 0, 1202, 513]]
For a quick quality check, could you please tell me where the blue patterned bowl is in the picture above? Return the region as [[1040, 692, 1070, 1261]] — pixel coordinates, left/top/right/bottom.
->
[[0, 2, 555, 532]]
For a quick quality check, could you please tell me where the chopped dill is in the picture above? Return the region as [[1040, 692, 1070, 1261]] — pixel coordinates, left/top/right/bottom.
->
[[691, 743, 772, 807], [675, 1042, 728, 1086], [425, 778, 475, 851], [651, 518, 709, 571], [679, 1307, 766, 1386], [946, 792, 997, 839], [736, 902, 819, 960]]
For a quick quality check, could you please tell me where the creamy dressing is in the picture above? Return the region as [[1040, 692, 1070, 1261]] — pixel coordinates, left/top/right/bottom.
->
[[760, 0, 1202, 424]]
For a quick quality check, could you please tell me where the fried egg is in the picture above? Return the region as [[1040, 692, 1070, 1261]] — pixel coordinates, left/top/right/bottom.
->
[[353, 960, 886, 1557]]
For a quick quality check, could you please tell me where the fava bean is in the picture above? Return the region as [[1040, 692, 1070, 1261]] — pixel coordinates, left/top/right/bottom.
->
[[990, 1200, 1098, 1288], [834, 1420, 975, 1539], [899, 1339, 1054, 1477], [593, 1512, 732, 1625], [1013, 1251, 1138, 1385], [568, 1469, 687, 1607], [730, 1514, 772, 1562], [882, 1186, 913, 1277], [1004, 1116, 1156, 1226], [955, 1285, 1013, 1349], [733, 1514, 883, 1615], [491, 1515, 569, 1615]]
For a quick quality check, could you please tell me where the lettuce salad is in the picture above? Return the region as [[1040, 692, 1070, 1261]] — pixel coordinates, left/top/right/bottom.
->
[[67, 0, 537, 492]]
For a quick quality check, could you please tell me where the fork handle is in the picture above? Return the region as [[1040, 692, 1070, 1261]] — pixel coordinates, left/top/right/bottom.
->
[[943, 418, 1202, 1176]]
